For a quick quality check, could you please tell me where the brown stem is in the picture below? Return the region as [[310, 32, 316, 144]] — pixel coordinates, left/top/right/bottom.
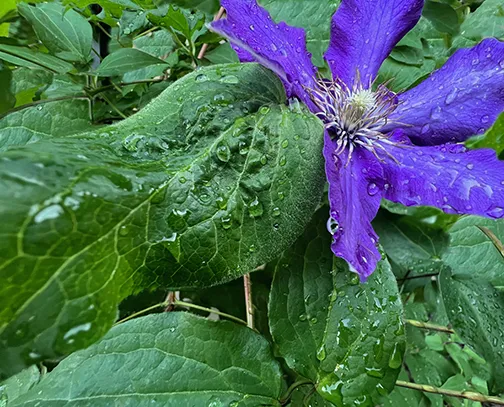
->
[[243, 273, 254, 329], [396, 380, 504, 405], [405, 319, 454, 334], [197, 6, 225, 59]]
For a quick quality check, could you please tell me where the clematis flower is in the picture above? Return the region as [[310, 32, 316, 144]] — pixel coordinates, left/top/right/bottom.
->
[[210, 0, 504, 281]]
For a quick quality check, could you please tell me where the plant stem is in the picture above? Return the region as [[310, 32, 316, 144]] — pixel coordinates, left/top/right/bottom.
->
[[279, 379, 313, 405], [100, 93, 127, 119], [115, 302, 167, 325], [478, 226, 504, 260], [243, 273, 254, 329], [405, 319, 454, 334], [396, 381, 504, 405], [174, 300, 249, 327], [87, 77, 166, 96], [197, 6, 225, 59]]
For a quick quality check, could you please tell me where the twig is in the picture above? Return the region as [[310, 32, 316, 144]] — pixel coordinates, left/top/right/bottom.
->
[[197, 6, 225, 59], [243, 273, 254, 329], [100, 93, 127, 119], [405, 319, 454, 334], [164, 291, 177, 312], [396, 380, 504, 405], [175, 300, 249, 327], [115, 302, 166, 325]]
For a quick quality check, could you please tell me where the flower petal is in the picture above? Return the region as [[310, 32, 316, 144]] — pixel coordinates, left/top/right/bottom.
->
[[381, 135, 504, 219], [210, 0, 317, 105], [324, 133, 384, 281], [387, 38, 504, 145], [324, 0, 423, 86]]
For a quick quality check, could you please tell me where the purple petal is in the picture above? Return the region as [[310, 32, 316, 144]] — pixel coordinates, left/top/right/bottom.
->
[[209, 0, 317, 106], [324, 133, 384, 281], [381, 133, 504, 219], [324, 0, 423, 86], [231, 44, 255, 62], [387, 38, 504, 145]]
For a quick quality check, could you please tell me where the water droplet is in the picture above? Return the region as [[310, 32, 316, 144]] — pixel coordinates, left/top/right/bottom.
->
[[281, 139, 289, 148], [63, 323, 92, 343], [445, 88, 458, 105], [260, 155, 268, 165], [472, 58, 480, 66], [179, 176, 187, 184], [249, 244, 256, 252], [119, 225, 129, 236], [375, 383, 388, 396], [272, 207, 281, 217], [249, 24, 255, 31], [466, 163, 474, 170], [310, 317, 318, 324], [216, 144, 231, 162], [221, 216, 232, 229], [299, 314, 307, 321], [488, 207, 504, 218], [220, 75, 239, 84], [151, 188, 167, 204], [238, 141, 249, 155], [279, 156, 287, 166], [248, 197, 264, 217], [326, 216, 339, 235], [430, 106, 442, 120], [270, 43, 278, 51], [34, 204, 64, 224], [277, 191, 285, 200], [367, 183, 379, 196], [216, 196, 227, 210], [388, 342, 403, 369], [195, 74, 208, 82], [316, 345, 326, 361], [481, 115, 490, 124], [365, 367, 384, 378], [420, 124, 430, 134]]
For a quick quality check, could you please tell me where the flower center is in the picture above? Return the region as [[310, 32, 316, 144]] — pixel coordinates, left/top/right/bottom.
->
[[307, 77, 399, 160]]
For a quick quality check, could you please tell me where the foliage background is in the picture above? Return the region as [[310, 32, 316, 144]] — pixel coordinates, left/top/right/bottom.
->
[[0, 0, 503, 406]]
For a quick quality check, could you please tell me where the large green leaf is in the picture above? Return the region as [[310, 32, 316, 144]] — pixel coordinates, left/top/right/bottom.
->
[[269, 209, 406, 407], [0, 366, 40, 406], [440, 268, 504, 393], [259, 0, 341, 67], [9, 312, 283, 406], [0, 100, 94, 151], [0, 63, 325, 379], [373, 211, 449, 283], [17, 2, 92, 63], [442, 216, 504, 286]]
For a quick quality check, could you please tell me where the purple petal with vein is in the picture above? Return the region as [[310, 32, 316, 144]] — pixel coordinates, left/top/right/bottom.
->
[[325, 0, 423, 86], [387, 38, 504, 145], [324, 133, 384, 281], [381, 134, 504, 219], [210, 0, 317, 106]]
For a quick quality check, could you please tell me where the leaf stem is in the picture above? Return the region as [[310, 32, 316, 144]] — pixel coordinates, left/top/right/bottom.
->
[[244, 273, 254, 329], [279, 379, 313, 405], [100, 93, 127, 119], [115, 302, 167, 325], [87, 77, 167, 96], [478, 226, 504, 260], [396, 380, 504, 405], [405, 319, 454, 334], [173, 300, 249, 327]]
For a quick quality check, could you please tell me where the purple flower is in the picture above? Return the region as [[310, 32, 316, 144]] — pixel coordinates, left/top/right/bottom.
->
[[210, 0, 504, 281]]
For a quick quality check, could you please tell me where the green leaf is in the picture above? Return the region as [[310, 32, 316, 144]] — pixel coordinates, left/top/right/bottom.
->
[[0, 63, 325, 379], [422, 1, 459, 35], [0, 100, 94, 151], [454, 0, 504, 46], [373, 211, 449, 282], [9, 312, 283, 406], [17, 2, 92, 63], [259, 0, 341, 67], [269, 209, 405, 407], [383, 371, 425, 407], [0, 44, 74, 73], [442, 216, 504, 286], [440, 268, 504, 393], [148, 7, 191, 39], [0, 366, 39, 405], [466, 112, 504, 156], [96, 48, 169, 77], [205, 43, 240, 65], [0, 0, 16, 37], [377, 57, 436, 92], [405, 352, 443, 407], [0, 63, 15, 114], [167, 0, 220, 14], [389, 46, 424, 67]]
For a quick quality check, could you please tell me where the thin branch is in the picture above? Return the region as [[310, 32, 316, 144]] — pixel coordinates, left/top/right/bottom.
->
[[100, 93, 127, 119], [87, 77, 166, 96], [174, 300, 249, 327], [398, 272, 439, 283], [405, 319, 454, 334], [197, 6, 225, 59], [244, 273, 254, 329], [115, 302, 167, 325], [396, 380, 504, 405]]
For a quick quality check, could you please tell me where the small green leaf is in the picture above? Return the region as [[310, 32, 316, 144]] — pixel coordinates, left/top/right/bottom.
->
[[0, 44, 74, 73], [96, 48, 169, 77], [17, 2, 93, 63], [422, 1, 459, 35], [440, 268, 504, 393], [205, 43, 240, 65], [0, 63, 324, 379], [148, 7, 191, 39], [167, 0, 220, 14], [259, 0, 341, 66], [442, 216, 504, 286], [269, 209, 406, 407], [467, 112, 504, 156], [9, 312, 283, 407], [389, 46, 424, 67]]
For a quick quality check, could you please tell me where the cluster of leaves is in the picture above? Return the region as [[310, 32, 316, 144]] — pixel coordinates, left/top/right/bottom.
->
[[0, 0, 503, 406]]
